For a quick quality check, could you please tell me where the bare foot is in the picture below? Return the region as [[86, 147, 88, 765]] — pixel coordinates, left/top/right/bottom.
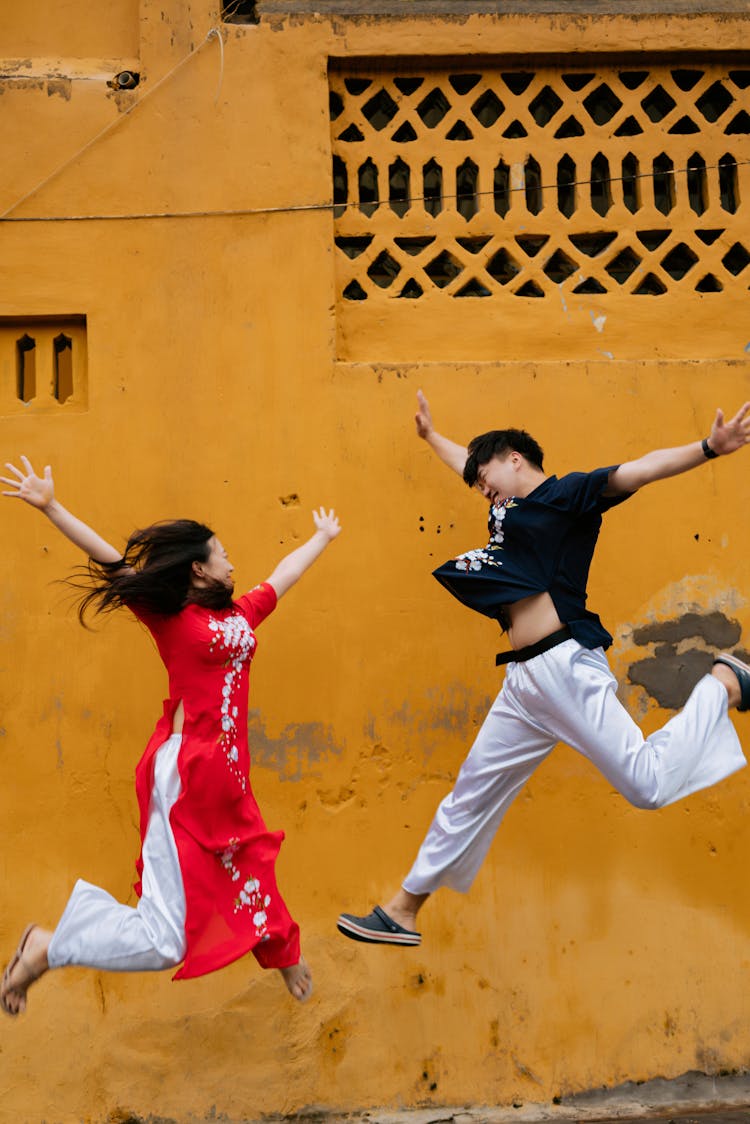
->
[[0, 925, 52, 1017], [382, 889, 429, 932], [279, 956, 313, 1002]]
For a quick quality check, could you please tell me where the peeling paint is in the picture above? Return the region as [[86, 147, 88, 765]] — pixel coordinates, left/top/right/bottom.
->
[[589, 310, 607, 333], [247, 709, 341, 780]]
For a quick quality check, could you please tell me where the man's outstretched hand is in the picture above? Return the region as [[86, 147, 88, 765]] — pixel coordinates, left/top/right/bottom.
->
[[709, 402, 750, 456]]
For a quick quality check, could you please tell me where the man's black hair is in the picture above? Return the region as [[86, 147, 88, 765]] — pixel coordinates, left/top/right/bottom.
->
[[463, 429, 545, 487]]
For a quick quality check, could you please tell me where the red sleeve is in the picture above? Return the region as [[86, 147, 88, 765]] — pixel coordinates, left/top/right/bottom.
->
[[234, 581, 278, 628]]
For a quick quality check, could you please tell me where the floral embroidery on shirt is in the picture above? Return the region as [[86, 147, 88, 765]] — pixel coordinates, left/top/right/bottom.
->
[[218, 837, 272, 936], [489, 498, 516, 546], [208, 612, 256, 791], [454, 547, 503, 572]]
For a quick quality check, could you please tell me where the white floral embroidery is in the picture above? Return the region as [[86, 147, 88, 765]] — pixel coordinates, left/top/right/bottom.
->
[[217, 838, 271, 934], [208, 612, 257, 791], [454, 547, 502, 572]]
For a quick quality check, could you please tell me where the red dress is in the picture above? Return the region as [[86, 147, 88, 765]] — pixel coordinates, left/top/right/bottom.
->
[[130, 582, 300, 980]]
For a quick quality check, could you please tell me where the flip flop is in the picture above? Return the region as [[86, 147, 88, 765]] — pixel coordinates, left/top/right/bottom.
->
[[0, 924, 39, 1017], [714, 652, 750, 712], [337, 905, 421, 946]]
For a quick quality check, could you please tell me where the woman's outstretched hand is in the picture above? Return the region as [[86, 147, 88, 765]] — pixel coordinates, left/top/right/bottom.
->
[[708, 401, 750, 456], [312, 507, 342, 540], [415, 389, 434, 440], [1, 456, 54, 510]]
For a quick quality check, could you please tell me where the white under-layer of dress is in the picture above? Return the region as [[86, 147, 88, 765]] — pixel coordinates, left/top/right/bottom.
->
[[47, 734, 187, 972]]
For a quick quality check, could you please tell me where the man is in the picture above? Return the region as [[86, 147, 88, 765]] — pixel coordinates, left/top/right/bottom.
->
[[338, 391, 750, 947]]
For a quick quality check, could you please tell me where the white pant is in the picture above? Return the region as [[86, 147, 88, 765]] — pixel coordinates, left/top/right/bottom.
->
[[403, 641, 746, 895], [48, 734, 187, 972]]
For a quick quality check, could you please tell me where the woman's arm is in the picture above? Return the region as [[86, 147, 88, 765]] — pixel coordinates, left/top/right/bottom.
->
[[415, 390, 468, 477], [606, 403, 750, 495], [265, 507, 341, 599], [1, 456, 124, 565]]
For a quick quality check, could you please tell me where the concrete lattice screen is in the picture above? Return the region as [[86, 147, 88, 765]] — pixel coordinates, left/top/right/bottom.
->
[[330, 61, 750, 351]]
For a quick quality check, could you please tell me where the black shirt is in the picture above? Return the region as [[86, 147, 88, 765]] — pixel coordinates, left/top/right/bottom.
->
[[432, 466, 631, 650]]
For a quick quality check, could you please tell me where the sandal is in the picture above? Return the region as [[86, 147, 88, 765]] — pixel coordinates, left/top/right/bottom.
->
[[0, 924, 41, 1017], [714, 653, 750, 712]]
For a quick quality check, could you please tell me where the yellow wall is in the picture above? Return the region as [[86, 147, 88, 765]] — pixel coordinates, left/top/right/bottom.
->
[[1, 3, 750, 1120]]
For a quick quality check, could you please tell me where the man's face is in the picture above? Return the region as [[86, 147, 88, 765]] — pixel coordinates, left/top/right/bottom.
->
[[475, 453, 519, 506]]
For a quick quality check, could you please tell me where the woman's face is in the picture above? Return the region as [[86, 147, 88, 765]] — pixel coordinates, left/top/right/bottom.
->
[[193, 536, 235, 591]]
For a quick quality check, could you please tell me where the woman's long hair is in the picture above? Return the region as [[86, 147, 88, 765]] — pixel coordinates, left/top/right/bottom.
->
[[72, 519, 233, 624]]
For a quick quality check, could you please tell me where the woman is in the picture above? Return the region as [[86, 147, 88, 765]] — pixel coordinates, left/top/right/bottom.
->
[[0, 456, 341, 1012]]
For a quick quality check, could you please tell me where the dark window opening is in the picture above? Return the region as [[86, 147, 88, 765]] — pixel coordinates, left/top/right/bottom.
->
[[487, 248, 521, 285], [457, 236, 491, 254], [525, 156, 543, 215], [425, 250, 464, 288], [554, 115, 585, 139], [343, 280, 367, 301], [338, 124, 364, 143], [455, 278, 492, 297], [394, 77, 424, 96], [557, 155, 576, 218], [725, 110, 750, 134], [543, 249, 578, 283], [53, 334, 73, 403], [362, 88, 399, 131], [472, 90, 504, 128], [392, 121, 418, 143], [449, 74, 481, 95], [329, 91, 344, 120], [417, 88, 451, 128], [423, 159, 443, 217], [494, 160, 510, 217], [502, 119, 528, 139], [605, 247, 641, 284], [652, 154, 675, 215], [358, 158, 379, 217], [661, 243, 698, 280], [722, 242, 750, 275], [636, 229, 670, 250], [622, 153, 640, 214], [446, 120, 474, 141], [668, 115, 700, 135], [687, 154, 707, 216], [515, 234, 550, 257], [582, 83, 622, 125], [573, 277, 607, 294], [614, 115, 643, 137], [619, 71, 648, 90], [641, 85, 676, 122], [16, 334, 36, 402], [569, 232, 616, 257], [562, 73, 594, 92], [590, 153, 612, 217], [398, 278, 423, 299], [344, 78, 371, 96], [395, 236, 435, 255], [696, 80, 733, 122], [719, 153, 739, 213], [332, 156, 348, 218], [633, 272, 667, 295], [335, 236, 373, 259], [695, 272, 723, 292], [368, 251, 401, 288], [514, 280, 544, 298], [389, 158, 411, 218], [501, 72, 534, 95], [671, 69, 703, 91], [529, 85, 563, 127], [456, 159, 479, 221], [695, 229, 724, 245]]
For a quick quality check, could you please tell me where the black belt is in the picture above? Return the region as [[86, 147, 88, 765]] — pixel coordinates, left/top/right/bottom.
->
[[496, 625, 573, 666]]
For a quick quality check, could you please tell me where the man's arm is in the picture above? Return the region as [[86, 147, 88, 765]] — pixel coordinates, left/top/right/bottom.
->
[[606, 402, 750, 495], [415, 390, 468, 477]]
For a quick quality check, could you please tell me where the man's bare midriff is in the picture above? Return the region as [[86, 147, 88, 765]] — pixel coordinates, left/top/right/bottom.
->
[[507, 592, 564, 650]]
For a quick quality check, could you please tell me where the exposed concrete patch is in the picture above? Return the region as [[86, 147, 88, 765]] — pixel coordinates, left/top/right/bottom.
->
[[248, 1071, 750, 1123], [248, 709, 342, 780], [625, 611, 747, 710]]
